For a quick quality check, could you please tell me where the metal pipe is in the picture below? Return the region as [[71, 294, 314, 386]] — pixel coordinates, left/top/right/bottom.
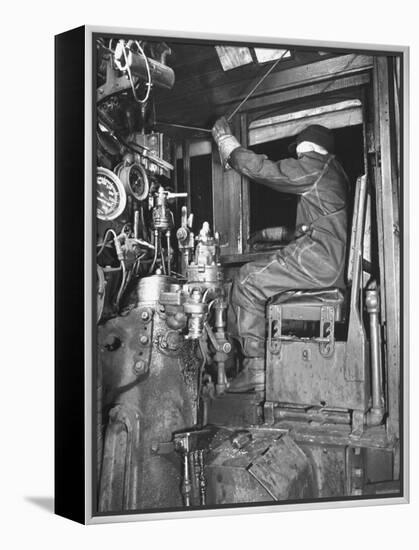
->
[[134, 210, 140, 239], [166, 230, 171, 276], [216, 361, 227, 395], [160, 239, 166, 275], [156, 121, 211, 133], [148, 230, 159, 274], [275, 408, 351, 425], [366, 287, 385, 425], [198, 450, 207, 506], [226, 51, 289, 121], [214, 298, 225, 330], [181, 450, 192, 507], [212, 299, 229, 395], [115, 260, 127, 309], [114, 42, 175, 90], [193, 451, 200, 500]]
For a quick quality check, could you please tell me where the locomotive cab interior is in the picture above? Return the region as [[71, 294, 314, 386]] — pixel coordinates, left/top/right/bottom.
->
[[95, 36, 401, 512]]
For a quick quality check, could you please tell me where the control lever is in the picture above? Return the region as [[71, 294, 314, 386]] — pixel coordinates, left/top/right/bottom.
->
[[177, 206, 195, 276], [150, 187, 188, 275], [166, 191, 188, 200]]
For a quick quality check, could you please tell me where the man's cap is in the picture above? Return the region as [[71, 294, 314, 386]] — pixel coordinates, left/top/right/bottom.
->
[[288, 124, 335, 154]]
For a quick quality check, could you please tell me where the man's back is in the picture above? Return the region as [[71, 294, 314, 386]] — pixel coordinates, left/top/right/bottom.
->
[[230, 147, 350, 287]]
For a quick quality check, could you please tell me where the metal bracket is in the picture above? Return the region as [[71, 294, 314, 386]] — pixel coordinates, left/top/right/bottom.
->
[[350, 409, 365, 440], [268, 303, 336, 357], [268, 305, 282, 356], [97, 59, 136, 103], [319, 305, 335, 357], [264, 401, 275, 426], [132, 306, 154, 377], [345, 445, 365, 496], [150, 440, 175, 455], [99, 403, 141, 511], [157, 329, 183, 356]]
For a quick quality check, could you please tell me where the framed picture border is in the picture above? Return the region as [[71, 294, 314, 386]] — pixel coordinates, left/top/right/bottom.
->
[[55, 24, 409, 525]]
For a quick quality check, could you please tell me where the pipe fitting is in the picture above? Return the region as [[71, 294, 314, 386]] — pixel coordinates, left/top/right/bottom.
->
[[366, 406, 385, 426]]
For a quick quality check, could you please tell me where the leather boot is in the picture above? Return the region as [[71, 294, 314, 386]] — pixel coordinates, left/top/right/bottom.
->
[[227, 357, 265, 393]]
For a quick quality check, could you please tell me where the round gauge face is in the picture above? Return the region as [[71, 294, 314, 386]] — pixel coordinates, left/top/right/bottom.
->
[[97, 167, 127, 221], [127, 163, 149, 201]]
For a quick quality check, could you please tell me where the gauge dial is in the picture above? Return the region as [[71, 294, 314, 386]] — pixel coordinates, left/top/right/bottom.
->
[[97, 167, 127, 221], [119, 162, 150, 201]]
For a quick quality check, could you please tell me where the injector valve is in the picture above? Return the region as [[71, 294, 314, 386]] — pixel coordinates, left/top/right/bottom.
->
[[149, 186, 188, 276], [184, 288, 208, 340]]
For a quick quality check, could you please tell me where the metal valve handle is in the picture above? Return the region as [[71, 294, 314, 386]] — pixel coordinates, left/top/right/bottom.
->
[[167, 192, 188, 199]]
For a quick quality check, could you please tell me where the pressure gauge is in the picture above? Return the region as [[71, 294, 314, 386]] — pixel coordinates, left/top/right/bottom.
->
[[117, 162, 150, 201], [97, 167, 127, 221]]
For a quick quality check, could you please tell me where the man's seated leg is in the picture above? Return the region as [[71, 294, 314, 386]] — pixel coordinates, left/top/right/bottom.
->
[[228, 264, 268, 392], [228, 331, 265, 393]]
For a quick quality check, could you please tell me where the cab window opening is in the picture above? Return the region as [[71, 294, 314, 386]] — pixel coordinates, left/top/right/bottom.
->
[[248, 124, 364, 235]]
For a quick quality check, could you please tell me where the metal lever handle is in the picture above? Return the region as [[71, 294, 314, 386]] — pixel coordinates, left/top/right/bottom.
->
[[167, 192, 188, 199]]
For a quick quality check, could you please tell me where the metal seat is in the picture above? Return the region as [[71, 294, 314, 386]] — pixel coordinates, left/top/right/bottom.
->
[[265, 175, 370, 417], [268, 173, 368, 329]]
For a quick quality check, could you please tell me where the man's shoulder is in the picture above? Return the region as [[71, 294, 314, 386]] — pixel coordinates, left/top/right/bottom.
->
[[279, 153, 325, 176], [298, 153, 346, 178], [297, 151, 331, 165]]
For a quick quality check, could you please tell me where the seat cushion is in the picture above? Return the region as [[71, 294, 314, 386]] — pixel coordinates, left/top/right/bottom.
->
[[269, 288, 345, 321]]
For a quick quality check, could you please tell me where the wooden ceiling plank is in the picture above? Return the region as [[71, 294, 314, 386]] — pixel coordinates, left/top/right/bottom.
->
[[248, 107, 363, 145], [155, 72, 370, 130], [156, 54, 373, 112]]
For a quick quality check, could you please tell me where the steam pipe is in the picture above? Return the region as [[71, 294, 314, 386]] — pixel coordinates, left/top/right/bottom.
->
[[160, 241, 166, 275], [166, 231, 171, 276], [134, 210, 140, 239], [114, 42, 175, 90], [149, 230, 159, 274], [365, 287, 385, 426]]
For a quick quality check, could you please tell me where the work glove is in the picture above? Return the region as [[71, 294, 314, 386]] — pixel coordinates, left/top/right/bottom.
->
[[212, 116, 232, 141], [211, 116, 241, 168]]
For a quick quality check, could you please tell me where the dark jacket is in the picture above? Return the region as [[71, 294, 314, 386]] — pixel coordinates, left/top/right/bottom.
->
[[229, 147, 350, 288]]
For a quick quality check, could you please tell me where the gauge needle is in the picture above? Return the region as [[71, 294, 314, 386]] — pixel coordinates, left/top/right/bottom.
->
[[97, 196, 113, 207]]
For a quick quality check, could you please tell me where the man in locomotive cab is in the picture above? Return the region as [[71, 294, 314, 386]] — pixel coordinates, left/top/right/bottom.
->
[[212, 118, 350, 392]]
